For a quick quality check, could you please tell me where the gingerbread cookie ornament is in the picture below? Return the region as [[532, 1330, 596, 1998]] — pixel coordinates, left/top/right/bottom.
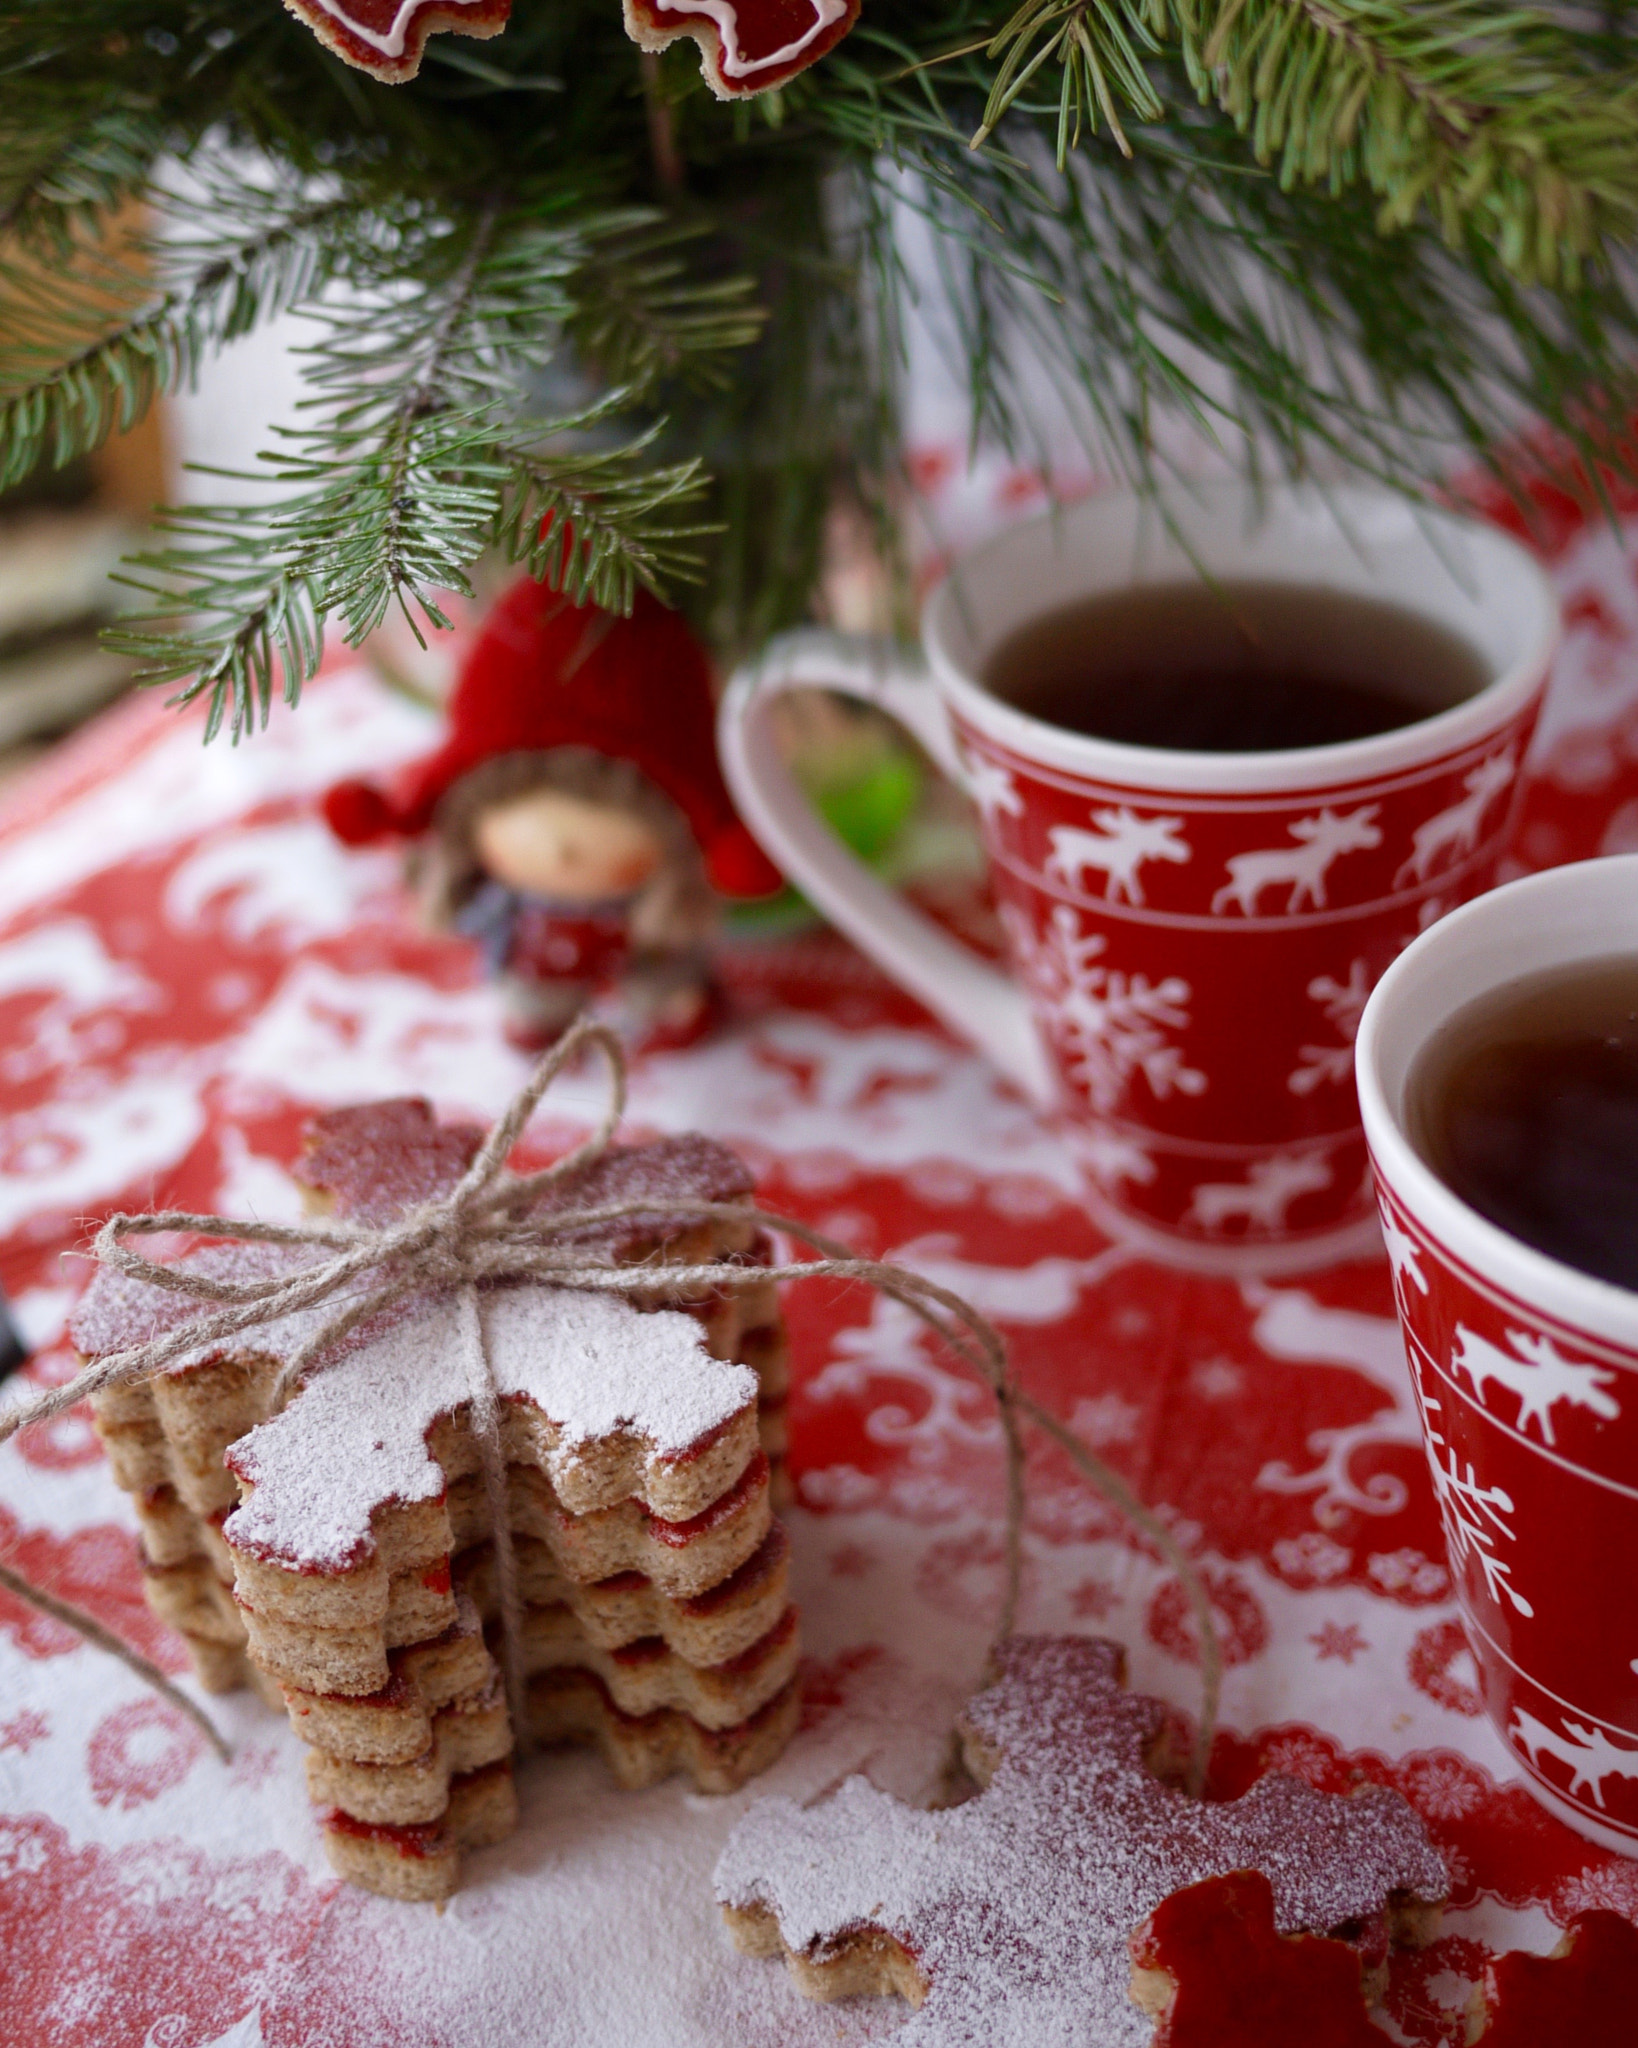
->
[[283, 0, 512, 82], [623, 0, 861, 99], [716, 1635, 1447, 2045], [282, 0, 858, 92]]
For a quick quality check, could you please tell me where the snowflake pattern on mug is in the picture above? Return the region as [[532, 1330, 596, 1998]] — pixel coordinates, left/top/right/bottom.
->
[[1419, 1393, 1534, 1618], [1004, 904, 1207, 1115], [1288, 960, 1371, 1097]]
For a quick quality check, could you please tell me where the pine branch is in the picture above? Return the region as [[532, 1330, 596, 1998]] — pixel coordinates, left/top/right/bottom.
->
[[0, 103, 166, 254], [829, 21, 1638, 515], [108, 499, 326, 743], [566, 218, 765, 393], [970, 0, 1638, 282], [108, 186, 754, 733], [0, 172, 371, 487], [4, 0, 1638, 733], [500, 423, 716, 610]]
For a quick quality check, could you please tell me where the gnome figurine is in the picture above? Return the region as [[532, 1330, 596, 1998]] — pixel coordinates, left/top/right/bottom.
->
[[324, 578, 781, 1051]]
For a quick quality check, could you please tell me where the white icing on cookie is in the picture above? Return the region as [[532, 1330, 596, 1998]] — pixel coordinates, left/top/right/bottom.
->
[[299, 0, 494, 61], [649, 0, 848, 78]]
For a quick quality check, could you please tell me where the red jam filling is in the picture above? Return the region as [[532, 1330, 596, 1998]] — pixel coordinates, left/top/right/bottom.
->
[[1130, 1870, 1384, 2047]]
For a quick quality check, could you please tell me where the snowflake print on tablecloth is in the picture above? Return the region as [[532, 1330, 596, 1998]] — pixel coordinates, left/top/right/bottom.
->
[[1311, 1623, 1369, 1665], [0, 1708, 48, 1753], [1420, 1395, 1534, 1617], [1288, 959, 1371, 1097], [1004, 903, 1206, 1114]]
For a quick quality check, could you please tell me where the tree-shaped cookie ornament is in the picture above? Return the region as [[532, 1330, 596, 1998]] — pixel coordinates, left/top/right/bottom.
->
[[280, 0, 858, 89], [1466, 1910, 1638, 2047], [715, 1635, 1447, 2045], [1129, 1870, 1393, 2047]]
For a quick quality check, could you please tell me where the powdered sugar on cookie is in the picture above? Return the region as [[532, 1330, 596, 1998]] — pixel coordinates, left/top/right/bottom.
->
[[226, 1286, 758, 1572]]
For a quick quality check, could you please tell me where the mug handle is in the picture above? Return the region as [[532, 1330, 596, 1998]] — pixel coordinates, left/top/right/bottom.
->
[[718, 629, 1055, 1108]]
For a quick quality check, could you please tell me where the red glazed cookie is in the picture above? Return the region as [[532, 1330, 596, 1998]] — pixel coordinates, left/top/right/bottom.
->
[[1129, 1870, 1389, 2046], [281, 0, 856, 92], [716, 1635, 1446, 2044], [282, 0, 511, 82], [1466, 1911, 1638, 2046], [622, 0, 859, 98]]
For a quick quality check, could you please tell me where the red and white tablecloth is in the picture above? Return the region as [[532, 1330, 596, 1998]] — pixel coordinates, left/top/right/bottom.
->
[[7, 482, 1638, 2047]]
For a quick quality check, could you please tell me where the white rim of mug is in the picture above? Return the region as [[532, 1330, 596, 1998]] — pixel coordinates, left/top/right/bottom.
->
[[1356, 854, 1638, 1359], [924, 479, 1560, 797]]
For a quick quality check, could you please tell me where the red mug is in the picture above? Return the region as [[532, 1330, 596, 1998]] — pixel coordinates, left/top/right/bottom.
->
[[719, 481, 1556, 1270], [1358, 855, 1638, 1856]]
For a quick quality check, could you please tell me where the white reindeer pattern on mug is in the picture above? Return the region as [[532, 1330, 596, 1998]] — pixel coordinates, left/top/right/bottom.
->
[[1211, 806, 1383, 916], [1186, 1151, 1334, 1234], [1393, 748, 1517, 888], [1449, 1325, 1621, 1446], [1045, 808, 1192, 906], [1511, 1707, 1638, 1810], [967, 758, 1024, 831]]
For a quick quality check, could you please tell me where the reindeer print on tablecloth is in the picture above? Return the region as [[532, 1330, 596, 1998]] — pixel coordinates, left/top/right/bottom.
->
[[1393, 748, 1517, 888], [1211, 807, 1383, 916], [1045, 808, 1192, 907], [1449, 1326, 1620, 1446]]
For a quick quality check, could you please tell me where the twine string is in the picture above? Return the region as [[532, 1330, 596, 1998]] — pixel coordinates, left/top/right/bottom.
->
[[0, 1015, 1223, 1795]]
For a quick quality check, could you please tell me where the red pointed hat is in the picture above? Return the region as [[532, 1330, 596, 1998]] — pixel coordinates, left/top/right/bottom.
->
[[323, 575, 782, 898]]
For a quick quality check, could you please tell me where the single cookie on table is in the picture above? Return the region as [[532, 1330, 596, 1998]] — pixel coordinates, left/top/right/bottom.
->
[[1465, 1910, 1638, 2047], [715, 1634, 1447, 2046], [72, 1101, 801, 1901]]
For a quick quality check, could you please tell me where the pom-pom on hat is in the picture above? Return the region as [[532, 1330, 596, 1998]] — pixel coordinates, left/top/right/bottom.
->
[[323, 574, 782, 899]]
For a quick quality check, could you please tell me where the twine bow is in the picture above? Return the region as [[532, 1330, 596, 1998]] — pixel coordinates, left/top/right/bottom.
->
[[0, 1016, 1221, 1791]]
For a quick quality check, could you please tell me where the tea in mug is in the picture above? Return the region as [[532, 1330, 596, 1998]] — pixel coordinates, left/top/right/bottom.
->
[[982, 580, 1489, 754], [1410, 956, 1638, 1290]]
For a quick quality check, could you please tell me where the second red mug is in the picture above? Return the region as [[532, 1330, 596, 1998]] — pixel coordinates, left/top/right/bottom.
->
[[718, 481, 1558, 1270]]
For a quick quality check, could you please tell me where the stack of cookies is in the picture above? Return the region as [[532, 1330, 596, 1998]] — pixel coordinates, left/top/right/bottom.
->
[[72, 1100, 800, 1900]]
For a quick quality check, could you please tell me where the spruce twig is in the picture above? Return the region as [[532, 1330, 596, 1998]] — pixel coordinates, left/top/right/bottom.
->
[[1, 0, 1636, 715]]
